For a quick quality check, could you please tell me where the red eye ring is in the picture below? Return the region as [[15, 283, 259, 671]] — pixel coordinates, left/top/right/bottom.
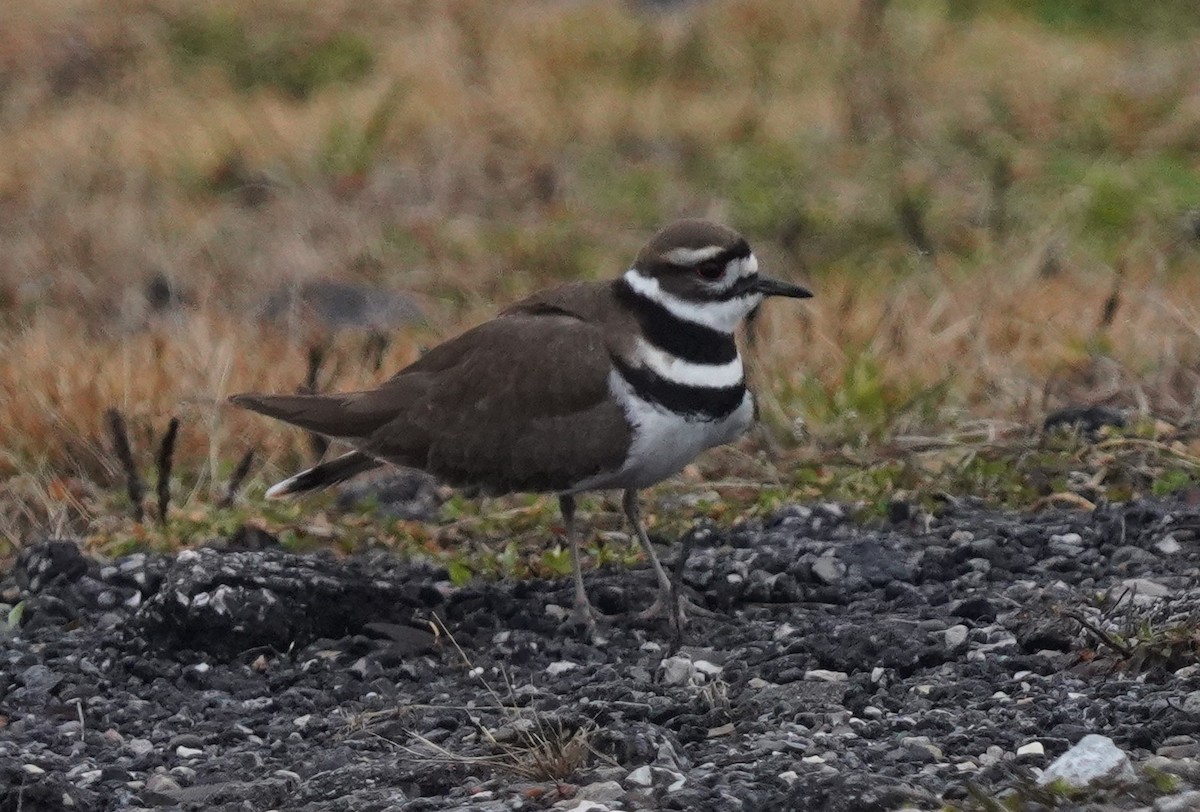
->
[[695, 261, 724, 281]]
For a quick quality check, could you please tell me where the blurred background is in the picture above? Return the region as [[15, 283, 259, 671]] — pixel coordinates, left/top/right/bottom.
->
[[2, 0, 1199, 552]]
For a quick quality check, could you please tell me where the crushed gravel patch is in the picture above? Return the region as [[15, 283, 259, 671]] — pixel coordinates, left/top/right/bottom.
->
[[3, 496, 1200, 811]]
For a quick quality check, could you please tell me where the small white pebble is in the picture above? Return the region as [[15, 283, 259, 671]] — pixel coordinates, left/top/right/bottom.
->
[[75, 769, 102, 787], [175, 746, 203, 758], [804, 669, 848, 682], [1017, 742, 1045, 757], [1156, 536, 1182, 555], [626, 765, 653, 787], [128, 738, 154, 756]]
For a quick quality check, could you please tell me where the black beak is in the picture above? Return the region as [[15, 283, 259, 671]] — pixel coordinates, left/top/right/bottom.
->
[[752, 275, 813, 299]]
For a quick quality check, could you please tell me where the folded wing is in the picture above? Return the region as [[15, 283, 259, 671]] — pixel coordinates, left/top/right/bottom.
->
[[231, 304, 632, 495]]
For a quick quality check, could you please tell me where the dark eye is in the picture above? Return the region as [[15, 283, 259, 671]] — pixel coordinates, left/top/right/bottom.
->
[[695, 260, 724, 280]]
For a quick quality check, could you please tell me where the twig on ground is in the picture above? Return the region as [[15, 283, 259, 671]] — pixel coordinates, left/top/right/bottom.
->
[[1029, 492, 1097, 512], [1094, 437, 1200, 468], [1063, 609, 1134, 659], [364, 331, 390, 372], [1096, 262, 1124, 331], [387, 613, 598, 782], [220, 448, 256, 508], [300, 344, 329, 462], [105, 408, 144, 522], [155, 417, 180, 526]]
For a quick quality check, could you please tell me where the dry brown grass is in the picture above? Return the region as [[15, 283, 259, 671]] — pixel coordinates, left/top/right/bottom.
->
[[2, 0, 1200, 551]]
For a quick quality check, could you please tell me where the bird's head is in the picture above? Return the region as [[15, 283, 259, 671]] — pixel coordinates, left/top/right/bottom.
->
[[625, 219, 811, 332]]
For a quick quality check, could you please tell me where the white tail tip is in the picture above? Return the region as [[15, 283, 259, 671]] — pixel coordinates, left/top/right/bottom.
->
[[264, 475, 300, 500]]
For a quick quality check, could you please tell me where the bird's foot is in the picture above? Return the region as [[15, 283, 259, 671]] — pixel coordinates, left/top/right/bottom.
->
[[559, 601, 608, 644], [638, 591, 715, 626]]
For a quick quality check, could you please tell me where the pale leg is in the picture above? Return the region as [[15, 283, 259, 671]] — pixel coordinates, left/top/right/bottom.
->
[[623, 489, 712, 624], [560, 494, 598, 632]]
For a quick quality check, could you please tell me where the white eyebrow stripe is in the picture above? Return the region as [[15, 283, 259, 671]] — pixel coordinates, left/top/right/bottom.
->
[[635, 338, 744, 388], [663, 245, 724, 265]]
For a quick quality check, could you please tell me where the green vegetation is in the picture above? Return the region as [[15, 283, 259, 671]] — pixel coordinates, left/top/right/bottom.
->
[[166, 11, 375, 99], [319, 86, 405, 178], [953, 761, 1181, 810], [36, 412, 1192, 573], [987, 0, 1200, 35]]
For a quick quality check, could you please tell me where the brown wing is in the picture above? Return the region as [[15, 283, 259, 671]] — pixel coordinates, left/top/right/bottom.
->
[[232, 281, 634, 494], [366, 309, 631, 494]]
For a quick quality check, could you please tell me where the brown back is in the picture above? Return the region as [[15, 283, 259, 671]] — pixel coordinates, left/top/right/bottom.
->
[[355, 281, 634, 493]]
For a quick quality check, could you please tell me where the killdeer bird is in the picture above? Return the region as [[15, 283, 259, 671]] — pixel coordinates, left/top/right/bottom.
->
[[231, 219, 811, 630]]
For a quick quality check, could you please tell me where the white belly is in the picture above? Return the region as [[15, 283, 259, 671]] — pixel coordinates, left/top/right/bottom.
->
[[571, 370, 755, 492]]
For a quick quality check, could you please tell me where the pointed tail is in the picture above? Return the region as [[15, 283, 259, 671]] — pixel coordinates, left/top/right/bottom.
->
[[229, 392, 385, 439], [265, 450, 383, 499]]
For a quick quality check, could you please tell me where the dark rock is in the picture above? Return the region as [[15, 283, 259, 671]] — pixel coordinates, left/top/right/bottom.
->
[[17, 664, 63, 696], [14, 540, 88, 592], [1043, 405, 1126, 436], [215, 524, 283, 552], [839, 539, 917, 587], [136, 548, 427, 658], [1018, 620, 1076, 653], [258, 280, 424, 332], [361, 621, 438, 656], [336, 469, 442, 521], [145, 273, 191, 313]]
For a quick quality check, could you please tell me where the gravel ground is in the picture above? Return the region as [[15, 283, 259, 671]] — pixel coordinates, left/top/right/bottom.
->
[[3, 495, 1200, 811]]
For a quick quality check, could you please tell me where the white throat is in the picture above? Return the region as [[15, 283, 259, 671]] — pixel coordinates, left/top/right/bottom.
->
[[622, 269, 761, 333]]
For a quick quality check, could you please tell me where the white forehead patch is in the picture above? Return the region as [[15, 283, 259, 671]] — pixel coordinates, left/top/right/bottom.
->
[[663, 245, 724, 265], [708, 253, 759, 293], [731, 254, 758, 279]]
